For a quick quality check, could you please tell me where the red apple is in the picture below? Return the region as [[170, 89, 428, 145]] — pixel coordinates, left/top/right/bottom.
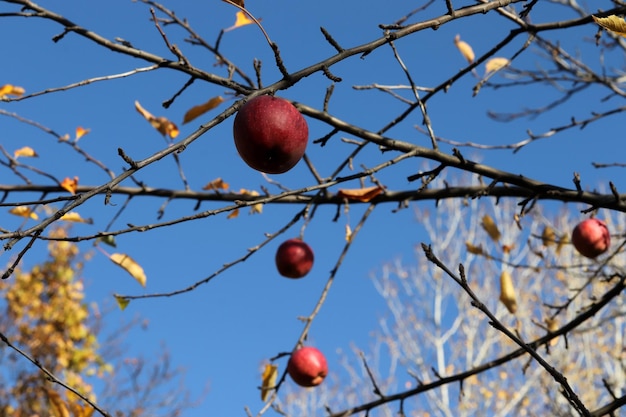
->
[[233, 95, 309, 174], [275, 238, 314, 279], [572, 218, 610, 258], [287, 346, 328, 387]]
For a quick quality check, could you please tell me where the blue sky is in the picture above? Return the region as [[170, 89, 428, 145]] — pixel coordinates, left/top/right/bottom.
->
[[1, 1, 624, 415]]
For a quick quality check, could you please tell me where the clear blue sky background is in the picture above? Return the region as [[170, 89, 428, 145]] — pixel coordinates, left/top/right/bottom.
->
[[1, 1, 623, 415]]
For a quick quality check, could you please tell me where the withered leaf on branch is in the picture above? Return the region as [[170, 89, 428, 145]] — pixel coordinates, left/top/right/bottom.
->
[[183, 96, 224, 124], [454, 34, 474, 63], [75, 126, 91, 141], [260, 363, 278, 401], [224, 11, 257, 32], [202, 177, 229, 191], [481, 215, 501, 242], [9, 206, 38, 220], [337, 186, 384, 202], [499, 270, 517, 314], [135, 100, 179, 139], [13, 146, 38, 158], [60, 176, 79, 195], [109, 253, 147, 287], [592, 15, 626, 37], [0, 84, 25, 99], [485, 57, 509, 75]]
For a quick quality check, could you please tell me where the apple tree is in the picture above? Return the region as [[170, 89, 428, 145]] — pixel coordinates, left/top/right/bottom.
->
[[2, 0, 626, 416]]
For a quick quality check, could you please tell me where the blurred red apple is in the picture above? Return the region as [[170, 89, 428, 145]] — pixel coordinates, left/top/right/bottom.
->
[[275, 238, 314, 279], [287, 346, 328, 387], [233, 95, 308, 174], [572, 218, 610, 258]]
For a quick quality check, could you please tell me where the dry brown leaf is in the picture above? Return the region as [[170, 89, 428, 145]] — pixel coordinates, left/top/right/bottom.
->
[[592, 15, 626, 37], [499, 270, 517, 314], [260, 363, 278, 401], [202, 177, 229, 191], [481, 215, 501, 242], [337, 186, 384, 202], [13, 146, 38, 158], [61, 176, 79, 195], [135, 100, 179, 139], [183, 96, 224, 124], [465, 241, 484, 255], [485, 57, 509, 74], [9, 206, 38, 220], [224, 11, 256, 32], [75, 126, 91, 141], [0, 84, 25, 98], [109, 253, 147, 287], [454, 34, 474, 63]]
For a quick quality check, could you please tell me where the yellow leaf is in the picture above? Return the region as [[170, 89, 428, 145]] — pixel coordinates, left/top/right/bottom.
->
[[337, 186, 384, 202], [60, 212, 93, 224], [481, 215, 501, 242], [97, 235, 117, 248], [13, 146, 38, 158], [61, 176, 79, 195], [9, 206, 38, 220], [75, 126, 91, 141], [238, 189, 262, 214], [183, 96, 224, 124], [0, 84, 25, 98], [114, 294, 130, 311], [465, 241, 484, 255], [261, 363, 278, 401], [225, 11, 256, 32], [454, 34, 474, 63], [345, 224, 352, 242], [592, 15, 626, 37], [541, 225, 556, 247], [109, 253, 147, 287], [202, 177, 229, 191], [227, 208, 240, 219], [135, 100, 179, 139], [46, 389, 70, 417], [485, 57, 509, 74], [499, 271, 517, 314]]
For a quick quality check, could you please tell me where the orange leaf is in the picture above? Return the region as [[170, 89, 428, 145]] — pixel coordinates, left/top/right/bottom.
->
[[225, 11, 257, 31], [454, 34, 474, 63], [135, 101, 179, 139], [109, 253, 147, 287], [337, 186, 384, 202], [227, 208, 240, 219], [13, 146, 38, 158], [61, 176, 79, 195], [0, 84, 25, 98], [261, 363, 278, 401], [203, 177, 229, 191], [183, 96, 224, 124], [9, 206, 38, 220], [75, 126, 91, 141]]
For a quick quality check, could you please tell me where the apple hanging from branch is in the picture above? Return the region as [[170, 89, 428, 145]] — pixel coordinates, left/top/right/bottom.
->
[[275, 238, 314, 279], [233, 95, 309, 174], [287, 346, 328, 387], [571, 218, 610, 258]]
